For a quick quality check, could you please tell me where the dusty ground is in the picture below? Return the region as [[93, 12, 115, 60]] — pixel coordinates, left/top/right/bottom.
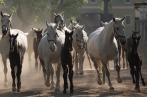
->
[[0, 53, 147, 97]]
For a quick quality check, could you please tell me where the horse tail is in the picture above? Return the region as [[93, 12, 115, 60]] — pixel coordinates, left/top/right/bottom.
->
[[85, 43, 92, 68]]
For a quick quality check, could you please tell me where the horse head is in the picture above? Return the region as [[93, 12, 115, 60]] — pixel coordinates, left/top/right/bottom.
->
[[46, 21, 59, 52], [73, 25, 85, 49], [9, 33, 18, 52], [68, 20, 79, 30], [131, 31, 141, 53], [1, 11, 13, 37], [54, 12, 64, 26], [34, 28, 43, 41], [113, 17, 127, 45], [65, 30, 74, 51]]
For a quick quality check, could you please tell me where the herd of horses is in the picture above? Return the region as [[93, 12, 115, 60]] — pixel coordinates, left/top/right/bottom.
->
[[0, 11, 146, 95]]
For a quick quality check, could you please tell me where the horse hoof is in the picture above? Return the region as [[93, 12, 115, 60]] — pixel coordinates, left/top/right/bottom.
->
[[17, 89, 20, 92], [97, 79, 102, 85], [70, 90, 74, 95], [49, 85, 55, 90], [55, 88, 60, 92], [63, 90, 66, 94], [133, 80, 136, 84], [117, 77, 122, 83], [45, 81, 50, 87], [109, 86, 114, 90], [4, 82, 8, 87], [79, 72, 84, 75], [12, 87, 16, 92]]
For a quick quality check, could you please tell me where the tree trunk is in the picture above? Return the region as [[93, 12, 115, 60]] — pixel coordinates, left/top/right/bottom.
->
[[17, 7, 30, 32], [103, 0, 110, 22]]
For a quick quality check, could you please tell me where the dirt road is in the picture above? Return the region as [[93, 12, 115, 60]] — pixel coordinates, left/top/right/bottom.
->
[[0, 53, 147, 97]]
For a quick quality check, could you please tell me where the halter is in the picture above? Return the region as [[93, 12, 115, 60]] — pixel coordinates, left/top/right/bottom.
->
[[47, 33, 59, 44], [76, 34, 84, 48], [114, 28, 126, 38]]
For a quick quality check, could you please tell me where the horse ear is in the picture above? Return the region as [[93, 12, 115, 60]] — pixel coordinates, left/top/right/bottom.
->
[[41, 28, 43, 32], [138, 35, 141, 40], [54, 12, 57, 16], [70, 20, 73, 23], [1, 11, 3, 17], [101, 21, 105, 27], [71, 31, 74, 35], [82, 24, 85, 30], [65, 30, 68, 35], [46, 21, 49, 27], [113, 17, 116, 22], [62, 13, 64, 17], [9, 13, 13, 19], [15, 33, 18, 38], [121, 17, 125, 22]]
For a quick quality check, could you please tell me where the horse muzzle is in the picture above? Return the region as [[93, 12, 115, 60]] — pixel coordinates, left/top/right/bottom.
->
[[2, 29, 7, 36], [120, 38, 127, 45], [10, 47, 14, 52], [50, 46, 56, 52]]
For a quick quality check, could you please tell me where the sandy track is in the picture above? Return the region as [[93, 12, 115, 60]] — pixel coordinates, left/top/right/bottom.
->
[[0, 53, 147, 97]]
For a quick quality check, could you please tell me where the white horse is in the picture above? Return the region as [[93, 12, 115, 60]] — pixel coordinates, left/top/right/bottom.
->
[[25, 28, 38, 68], [38, 21, 65, 91], [87, 17, 126, 90], [72, 25, 89, 75], [0, 11, 28, 86]]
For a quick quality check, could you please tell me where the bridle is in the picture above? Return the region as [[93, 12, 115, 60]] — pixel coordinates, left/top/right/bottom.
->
[[47, 33, 59, 44], [114, 28, 126, 39], [76, 34, 84, 48]]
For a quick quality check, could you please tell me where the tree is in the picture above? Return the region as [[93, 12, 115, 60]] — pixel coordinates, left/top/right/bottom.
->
[[5, 0, 51, 31], [50, 0, 88, 22], [98, 0, 111, 22], [3, 0, 88, 31]]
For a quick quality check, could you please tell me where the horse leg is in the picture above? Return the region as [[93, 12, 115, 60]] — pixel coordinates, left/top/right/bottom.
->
[[102, 65, 106, 85], [130, 69, 136, 84], [126, 51, 129, 69], [114, 55, 122, 83], [62, 65, 68, 94], [49, 64, 55, 89], [74, 53, 78, 75], [28, 52, 31, 68], [90, 55, 102, 85], [68, 64, 74, 95], [102, 61, 114, 90], [34, 52, 38, 72], [135, 71, 140, 92], [39, 57, 46, 82], [44, 59, 50, 87], [2, 56, 8, 86], [10, 65, 16, 92], [79, 50, 85, 75], [55, 61, 61, 92], [16, 65, 22, 92], [139, 70, 145, 86], [122, 48, 125, 69]]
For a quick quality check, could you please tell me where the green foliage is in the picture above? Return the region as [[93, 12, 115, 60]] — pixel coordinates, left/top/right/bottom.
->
[[0, 0, 5, 6], [4, 0, 88, 23], [98, 0, 112, 11]]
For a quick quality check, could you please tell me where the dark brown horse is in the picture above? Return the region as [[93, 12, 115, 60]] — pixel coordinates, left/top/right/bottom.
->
[[61, 30, 74, 95], [128, 32, 145, 92], [33, 28, 43, 71], [122, 31, 140, 69]]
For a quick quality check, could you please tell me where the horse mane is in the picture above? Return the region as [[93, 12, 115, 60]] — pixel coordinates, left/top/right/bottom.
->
[[3, 13, 10, 17]]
